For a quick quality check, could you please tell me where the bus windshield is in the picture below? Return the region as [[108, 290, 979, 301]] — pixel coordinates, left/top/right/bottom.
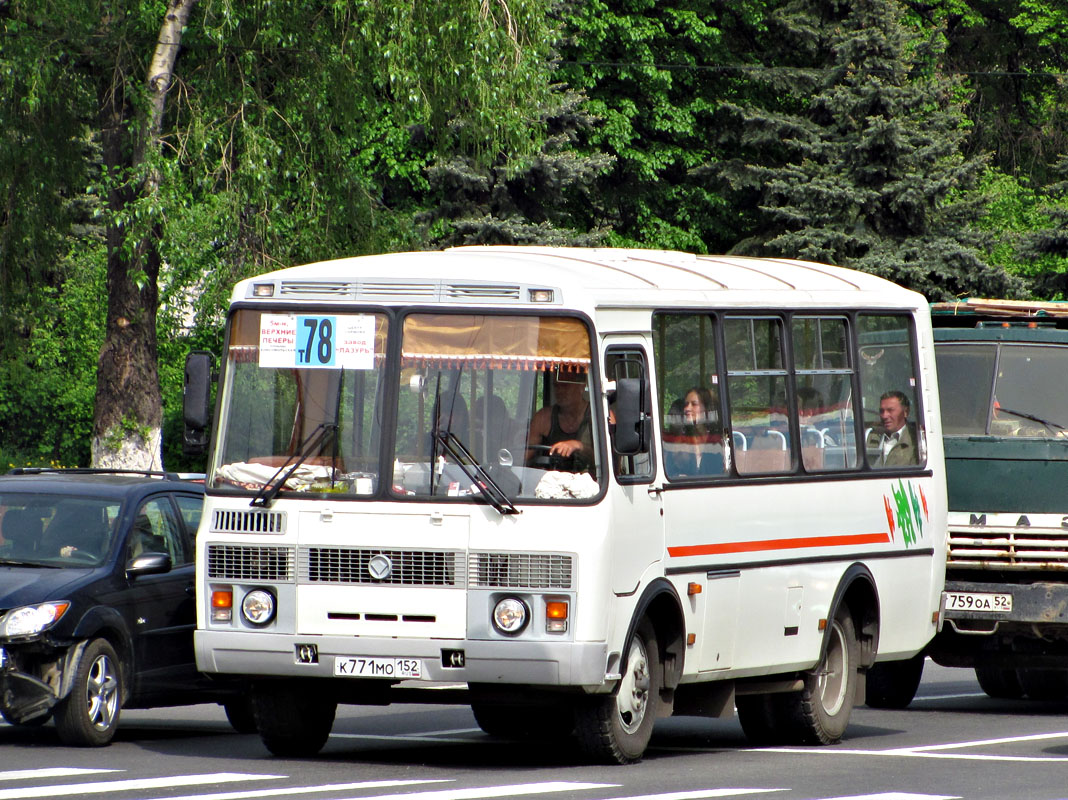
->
[[936, 342, 1068, 437], [209, 309, 601, 503]]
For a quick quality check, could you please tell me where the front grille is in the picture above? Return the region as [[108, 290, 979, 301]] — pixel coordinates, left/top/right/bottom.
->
[[212, 509, 286, 534], [300, 548, 462, 586], [469, 552, 574, 589], [948, 528, 1068, 570], [207, 544, 295, 581]]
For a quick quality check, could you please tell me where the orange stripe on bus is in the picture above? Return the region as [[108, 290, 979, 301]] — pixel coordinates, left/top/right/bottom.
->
[[667, 531, 892, 558]]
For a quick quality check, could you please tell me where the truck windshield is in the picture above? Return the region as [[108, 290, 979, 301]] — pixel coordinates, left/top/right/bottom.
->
[[936, 342, 1068, 437], [208, 309, 602, 503]]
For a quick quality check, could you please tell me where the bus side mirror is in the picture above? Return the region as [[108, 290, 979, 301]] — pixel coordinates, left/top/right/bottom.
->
[[613, 377, 648, 456], [183, 351, 214, 456]]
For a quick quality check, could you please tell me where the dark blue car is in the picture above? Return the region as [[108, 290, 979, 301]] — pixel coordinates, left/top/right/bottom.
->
[[0, 469, 251, 745]]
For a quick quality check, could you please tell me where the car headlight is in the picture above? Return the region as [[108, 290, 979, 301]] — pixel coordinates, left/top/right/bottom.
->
[[492, 597, 529, 635], [1, 601, 71, 638], [241, 589, 276, 626]]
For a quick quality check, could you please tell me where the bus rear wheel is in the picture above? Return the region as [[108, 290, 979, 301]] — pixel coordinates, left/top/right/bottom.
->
[[779, 607, 859, 745], [574, 619, 661, 764], [253, 685, 336, 757]]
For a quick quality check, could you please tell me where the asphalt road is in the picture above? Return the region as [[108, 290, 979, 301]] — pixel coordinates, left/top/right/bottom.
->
[[3, 662, 1068, 800]]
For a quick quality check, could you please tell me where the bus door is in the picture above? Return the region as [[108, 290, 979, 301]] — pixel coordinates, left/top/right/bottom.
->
[[603, 342, 664, 596], [651, 312, 740, 672]]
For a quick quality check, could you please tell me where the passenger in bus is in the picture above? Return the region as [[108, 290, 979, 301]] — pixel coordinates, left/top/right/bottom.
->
[[663, 386, 723, 476], [527, 372, 593, 473], [865, 390, 917, 467]]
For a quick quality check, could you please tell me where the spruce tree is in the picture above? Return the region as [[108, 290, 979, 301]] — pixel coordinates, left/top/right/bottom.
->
[[709, 0, 1023, 300]]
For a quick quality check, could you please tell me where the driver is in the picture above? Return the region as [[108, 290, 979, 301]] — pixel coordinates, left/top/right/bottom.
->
[[527, 372, 593, 472]]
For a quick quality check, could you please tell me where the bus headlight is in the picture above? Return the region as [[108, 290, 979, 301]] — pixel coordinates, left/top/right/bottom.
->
[[241, 589, 276, 626], [492, 597, 529, 635]]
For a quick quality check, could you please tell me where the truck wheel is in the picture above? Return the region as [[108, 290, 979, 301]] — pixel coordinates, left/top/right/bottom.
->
[[974, 666, 1025, 699], [865, 652, 925, 709], [574, 618, 661, 764], [54, 639, 122, 747], [253, 686, 336, 757], [1017, 668, 1068, 701], [778, 607, 859, 745]]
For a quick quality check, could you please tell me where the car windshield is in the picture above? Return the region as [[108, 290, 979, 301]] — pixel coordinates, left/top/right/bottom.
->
[[0, 495, 120, 567], [209, 309, 602, 504]]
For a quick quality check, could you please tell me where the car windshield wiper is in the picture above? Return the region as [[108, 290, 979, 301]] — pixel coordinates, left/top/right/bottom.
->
[[434, 429, 520, 516], [250, 422, 338, 508], [996, 406, 1067, 432], [0, 558, 59, 568]]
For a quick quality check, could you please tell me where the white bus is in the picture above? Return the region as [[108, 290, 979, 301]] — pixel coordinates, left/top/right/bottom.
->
[[185, 246, 947, 764]]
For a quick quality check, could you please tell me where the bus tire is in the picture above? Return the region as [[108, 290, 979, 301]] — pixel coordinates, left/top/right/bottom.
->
[[865, 652, 925, 709], [1017, 668, 1068, 701], [223, 696, 258, 734], [471, 701, 573, 740], [974, 665, 1025, 699], [780, 607, 859, 745], [253, 686, 336, 757], [735, 693, 790, 745], [54, 638, 122, 747], [574, 618, 661, 764]]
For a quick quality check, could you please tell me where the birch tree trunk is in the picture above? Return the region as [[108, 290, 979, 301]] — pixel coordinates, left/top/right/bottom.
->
[[91, 0, 196, 470]]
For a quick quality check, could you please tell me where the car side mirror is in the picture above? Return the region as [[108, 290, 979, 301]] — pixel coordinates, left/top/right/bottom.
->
[[126, 552, 173, 578]]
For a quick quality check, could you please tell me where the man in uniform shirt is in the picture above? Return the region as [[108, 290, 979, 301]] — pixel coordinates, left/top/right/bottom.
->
[[866, 390, 917, 467]]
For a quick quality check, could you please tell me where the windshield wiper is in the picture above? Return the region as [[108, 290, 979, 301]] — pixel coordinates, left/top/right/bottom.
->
[[250, 422, 338, 508], [995, 406, 1066, 432], [434, 429, 520, 516], [0, 558, 59, 568]]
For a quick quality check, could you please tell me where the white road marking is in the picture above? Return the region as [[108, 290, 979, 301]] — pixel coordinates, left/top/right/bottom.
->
[[302, 782, 617, 800], [885, 730, 1068, 752], [161, 779, 451, 800], [911, 693, 986, 702], [0, 770, 118, 783], [597, 790, 785, 799], [763, 730, 1068, 762], [819, 794, 959, 800], [0, 772, 282, 799], [332, 732, 480, 743]]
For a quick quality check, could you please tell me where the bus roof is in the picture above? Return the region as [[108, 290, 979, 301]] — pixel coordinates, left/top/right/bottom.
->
[[232, 246, 923, 309]]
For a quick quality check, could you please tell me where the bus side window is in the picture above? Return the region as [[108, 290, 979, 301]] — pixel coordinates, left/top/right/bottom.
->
[[651, 313, 726, 480], [857, 314, 924, 469], [793, 316, 857, 471]]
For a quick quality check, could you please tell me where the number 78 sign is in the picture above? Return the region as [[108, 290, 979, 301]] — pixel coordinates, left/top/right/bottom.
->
[[258, 314, 376, 370]]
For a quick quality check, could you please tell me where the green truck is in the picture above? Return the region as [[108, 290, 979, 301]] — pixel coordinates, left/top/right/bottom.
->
[[927, 299, 1068, 700]]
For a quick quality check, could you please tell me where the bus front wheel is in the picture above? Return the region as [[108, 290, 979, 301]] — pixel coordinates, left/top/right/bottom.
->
[[574, 619, 661, 764], [253, 685, 336, 757]]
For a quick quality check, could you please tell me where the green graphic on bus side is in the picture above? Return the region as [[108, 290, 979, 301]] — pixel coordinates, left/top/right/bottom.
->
[[884, 480, 928, 547]]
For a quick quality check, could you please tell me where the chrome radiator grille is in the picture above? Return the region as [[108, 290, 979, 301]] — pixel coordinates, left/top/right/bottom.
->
[[207, 544, 295, 581], [300, 548, 463, 586], [948, 528, 1068, 570], [469, 552, 574, 589]]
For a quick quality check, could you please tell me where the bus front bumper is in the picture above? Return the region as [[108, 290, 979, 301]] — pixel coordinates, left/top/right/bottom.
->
[[195, 629, 610, 688]]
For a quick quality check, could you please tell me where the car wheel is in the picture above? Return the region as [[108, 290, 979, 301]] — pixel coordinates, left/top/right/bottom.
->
[[54, 639, 122, 747], [574, 618, 661, 764]]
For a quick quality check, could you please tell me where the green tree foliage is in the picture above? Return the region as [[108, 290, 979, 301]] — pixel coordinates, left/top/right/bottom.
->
[[556, 0, 762, 251], [708, 0, 1023, 299]]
